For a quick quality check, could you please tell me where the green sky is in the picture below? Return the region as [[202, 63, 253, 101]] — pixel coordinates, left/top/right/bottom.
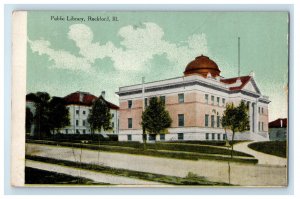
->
[[27, 11, 288, 121]]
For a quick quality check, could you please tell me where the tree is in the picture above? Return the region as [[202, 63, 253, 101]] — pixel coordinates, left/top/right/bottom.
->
[[26, 107, 33, 135], [48, 97, 70, 135], [33, 92, 51, 138], [88, 96, 112, 135], [88, 96, 113, 164], [221, 101, 249, 157], [141, 97, 172, 143]]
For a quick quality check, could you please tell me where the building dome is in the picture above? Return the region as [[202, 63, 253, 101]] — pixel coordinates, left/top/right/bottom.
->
[[184, 55, 221, 77]]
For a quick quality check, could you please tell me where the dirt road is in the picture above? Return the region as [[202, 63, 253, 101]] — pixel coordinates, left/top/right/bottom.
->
[[26, 143, 287, 186]]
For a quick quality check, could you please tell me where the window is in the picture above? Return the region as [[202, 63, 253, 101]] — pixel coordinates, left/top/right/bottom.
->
[[160, 134, 165, 141], [223, 134, 226, 140], [127, 135, 132, 141], [211, 96, 214, 105], [178, 114, 184, 127], [205, 94, 209, 104], [76, 129, 80, 134], [217, 134, 221, 140], [206, 133, 209, 140], [112, 122, 114, 128], [262, 122, 264, 131], [217, 116, 220, 128], [76, 120, 79, 126], [217, 97, 220, 106], [258, 107, 261, 114], [262, 108, 264, 114], [128, 100, 132, 108], [144, 98, 148, 107], [178, 133, 184, 140], [205, 114, 209, 127], [76, 110, 79, 115], [222, 98, 225, 106], [128, 118, 132, 128], [82, 120, 86, 126], [178, 93, 184, 103], [83, 110, 86, 115], [65, 129, 68, 134], [149, 134, 156, 141], [160, 96, 166, 105], [258, 122, 261, 131], [211, 115, 215, 128], [112, 113, 114, 118], [83, 129, 86, 134], [212, 133, 215, 140]]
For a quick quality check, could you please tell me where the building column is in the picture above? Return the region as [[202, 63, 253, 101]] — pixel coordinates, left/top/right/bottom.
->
[[253, 102, 259, 133], [249, 102, 253, 133]]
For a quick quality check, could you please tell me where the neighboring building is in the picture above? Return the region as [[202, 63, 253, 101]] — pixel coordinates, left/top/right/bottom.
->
[[116, 55, 270, 142], [26, 93, 38, 136], [269, 118, 287, 141], [61, 91, 119, 135], [25, 91, 119, 136]]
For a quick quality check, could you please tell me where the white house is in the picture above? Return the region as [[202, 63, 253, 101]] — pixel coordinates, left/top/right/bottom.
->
[[61, 91, 119, 135], [25, 91, 119, 137]]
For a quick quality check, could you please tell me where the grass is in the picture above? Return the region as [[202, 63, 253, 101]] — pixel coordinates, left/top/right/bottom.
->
[[167, 140, 246, 146], [85, 141, 254, 157], [27, 139, 257, 163], [26, 155, 231, 186], [248, 141, 287, 158], [25, 167, 110, 185]]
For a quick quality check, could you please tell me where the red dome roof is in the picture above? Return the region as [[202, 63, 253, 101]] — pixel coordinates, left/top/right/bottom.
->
[[184, 55, 221, 77]]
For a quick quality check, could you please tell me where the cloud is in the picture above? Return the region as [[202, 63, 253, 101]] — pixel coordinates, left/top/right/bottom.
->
[[28, 23, 208, 72], [28, 39, 91, 71]]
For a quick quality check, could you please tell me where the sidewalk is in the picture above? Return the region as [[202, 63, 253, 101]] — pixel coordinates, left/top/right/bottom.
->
[[26, 160, 166, 186], [233, 141, 287, 166]]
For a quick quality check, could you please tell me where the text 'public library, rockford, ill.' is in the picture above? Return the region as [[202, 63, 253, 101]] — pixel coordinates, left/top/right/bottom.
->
[[116, 55, 270, 142]]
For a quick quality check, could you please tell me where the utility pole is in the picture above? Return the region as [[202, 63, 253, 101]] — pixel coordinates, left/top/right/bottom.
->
[[141, 76, 146, 148], [238, 37, 240, 77], [142, 77, 145, 111]]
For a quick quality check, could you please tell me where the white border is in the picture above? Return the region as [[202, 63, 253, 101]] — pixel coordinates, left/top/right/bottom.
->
[[2, 1, 298, 198], [11, 11, 27, 187]]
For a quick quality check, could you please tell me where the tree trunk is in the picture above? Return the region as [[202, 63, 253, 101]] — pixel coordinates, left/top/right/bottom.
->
[[97, 127, 101, 164], [231, 130, 235, 158], [142, 126, 146, 150], [90, 128, 94, 141]]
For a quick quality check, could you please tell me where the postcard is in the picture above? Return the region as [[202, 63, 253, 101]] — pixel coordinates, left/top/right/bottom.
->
[[11, 11, 288, 187]]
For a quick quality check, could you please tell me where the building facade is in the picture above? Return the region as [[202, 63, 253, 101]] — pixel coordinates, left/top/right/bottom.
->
[[269, 118, 287, 141], [116, 55, 270, 142], [61, 91, 119, 135], [26, 91, 119, 136], [25, 94, 37, 137]]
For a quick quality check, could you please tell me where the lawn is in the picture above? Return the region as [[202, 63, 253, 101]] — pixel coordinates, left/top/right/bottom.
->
[[248, 141, 287, 158], [27, 139, 257, 163], [25, 167, 110, 185], [26, 155, 231, 186], [95, 141, 253, 157], [167, 140, 245, 146]]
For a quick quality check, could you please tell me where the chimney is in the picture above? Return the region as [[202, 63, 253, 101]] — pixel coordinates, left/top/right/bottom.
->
[[280, 119, 283, 128], [79, 92, 83, 102], [101, 91, 106, 99], [249, 71, 255, 78], [236, 78, 242, 85]]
